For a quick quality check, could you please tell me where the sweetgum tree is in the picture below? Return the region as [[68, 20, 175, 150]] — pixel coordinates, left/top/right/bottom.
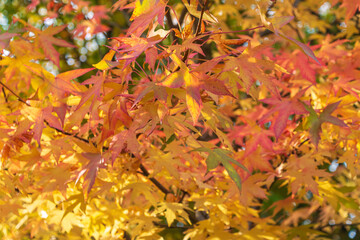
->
[[1, 0, 360, 239]]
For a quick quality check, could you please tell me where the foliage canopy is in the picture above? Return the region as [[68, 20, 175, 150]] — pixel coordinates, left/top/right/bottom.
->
[[1, 0, 360, 239]]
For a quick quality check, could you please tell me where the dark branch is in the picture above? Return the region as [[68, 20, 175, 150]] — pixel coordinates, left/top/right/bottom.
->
[[139, 164, 171, 195]]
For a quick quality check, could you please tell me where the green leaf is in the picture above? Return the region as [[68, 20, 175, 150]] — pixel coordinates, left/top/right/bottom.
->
[[194, 148, 248, 190], [219, 155, 243, 191], [213, 149, 249, 173], [206, 152, 220, 170]]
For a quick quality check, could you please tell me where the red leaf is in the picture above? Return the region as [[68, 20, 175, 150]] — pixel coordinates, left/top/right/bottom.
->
[[186, 86, 202, 124], [56, 68, 95, 82], [34, 25, 76, 67], [261, 90, 308, 140], [77, 153, 105, 194], [0, 32, 18, 49], [201, 77, 233, 96], [77, 74, 104, 110]]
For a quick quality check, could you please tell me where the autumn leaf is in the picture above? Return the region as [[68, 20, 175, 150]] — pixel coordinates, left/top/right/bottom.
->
[[2, 0, 360, 238], [304, 101, 348, 146], [27, 24, 76, 67], [113, 34, 164, 67], [260, 88, 308, 140], [156, 202, 191, 226], [20, 106, 62, 145], [200, 76, 233, 97], [92, 50, 117, 70], [76, 152, 106, 194], [332, 0, 360, 21], [0, 32, 18, 49], [76, 74, 104, 110], [109, 128, 140, 162], [228, 120, 275, 156], [56, 68, 95, 82], [195, 147, 248, 191], [127, 0, 167, 36], [182, 0, 218, 23], [257, 4, 320, 65], [160, 53, 202, 123]]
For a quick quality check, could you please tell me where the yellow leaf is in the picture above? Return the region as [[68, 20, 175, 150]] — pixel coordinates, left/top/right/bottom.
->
[[156, 202, 190, 226], [92, 50, 117, 70], [184, 71, 202, 124], [182, 0, 218, 23], [130, 0, 157, 21]]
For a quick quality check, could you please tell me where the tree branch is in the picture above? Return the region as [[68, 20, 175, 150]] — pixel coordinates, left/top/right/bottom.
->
[[1, 86, 8, 103], [139, 164, 171, 194]]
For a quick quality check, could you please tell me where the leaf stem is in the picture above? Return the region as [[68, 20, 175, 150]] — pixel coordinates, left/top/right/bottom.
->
[[194, 0, 208, 37], [181, 0, 208, 63]]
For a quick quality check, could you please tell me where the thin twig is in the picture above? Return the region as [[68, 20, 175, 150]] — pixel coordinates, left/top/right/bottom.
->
[[181, 0, 208, 63], [165, 8, 176, 41], [194, 0, 208, 37], [178, 7, 188, 28], [0, 81, 30, 106], [2, 86, 8, 103], [177, 190, 190, 203], [139, 164, 171, 195]]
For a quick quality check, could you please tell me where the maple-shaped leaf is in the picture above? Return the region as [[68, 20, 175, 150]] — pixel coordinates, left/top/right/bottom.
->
[[260, 89, 308, 140], [199, 74, 233, 97], [109, 129, 140, 163], [195, 148, 248, 191], [182, 0, 218, 23], [29, 24, 75, 67], [76, 152, 106, 194], [332, 77, 360, 100], [126, 0, 167, 36], [278, 50, 317, 83], [113, 34, 164, 67], [257, 5, 320, 65], [40, 164, 72, 196], [160, 53, 202, 123], [225, 56, 280, 99], [77, 74, 104, 110], [61, 193, 86, 222], [332, 0, 360, 21], [122, 182, 159, 206], [54, 68, 95, 95], [228, 120, 275, 156], [0, 32, 18, 49], [304, 101, 348, 147], [285, 153, 331, 195], [92, 49, 118, 70], [20, 106, 62, 145], [239, 173, 269, 205], [155, 202, 191, 226]]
